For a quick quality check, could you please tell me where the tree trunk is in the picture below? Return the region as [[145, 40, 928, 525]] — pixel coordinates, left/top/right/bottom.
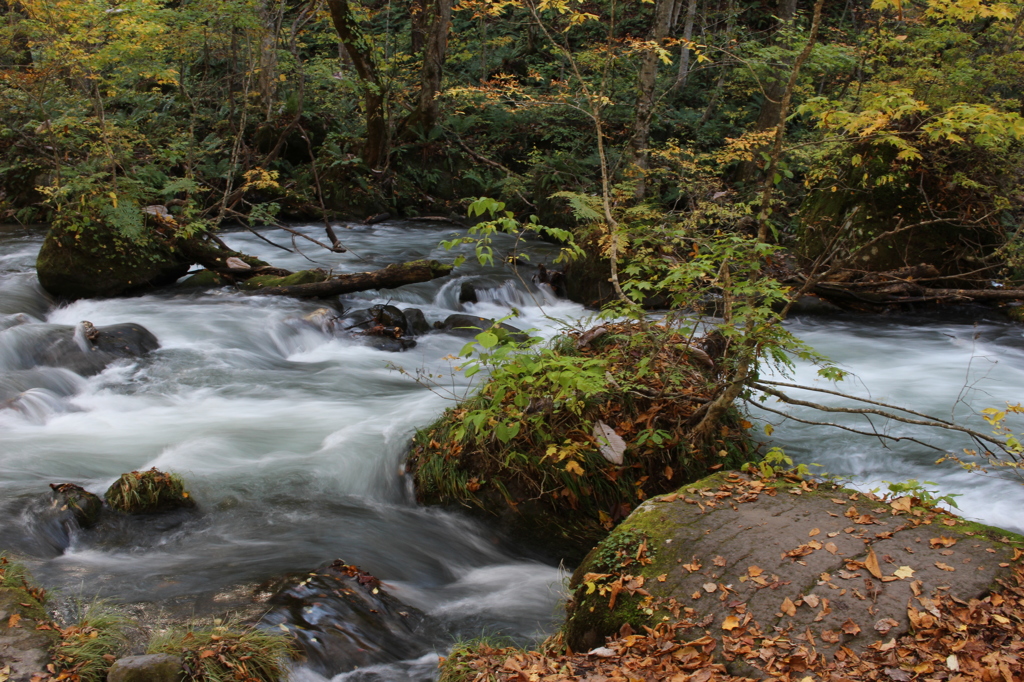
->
[[255, 260, 453, 298], [326, 0, 388, 169], [674, 0, 698, 89], [404, 0, 453, 133], [628, 0, 675, 199]]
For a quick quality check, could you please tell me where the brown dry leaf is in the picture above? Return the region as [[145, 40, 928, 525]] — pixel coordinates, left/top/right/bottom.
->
[[781, 597, 797, 616], [890, 497, 913, 513], [691, 591, 701, 600], [865, 546, 883, 579], [682, 560, 701, 573], [722, 615, 740, 631], [809, 528, 821, 537], [845, 505, 859, 518], [929, 536, 957, 549], [199, 650, 217, 659], [713, 555, 727, 567], [910, 580, 923, 596], [703, 582, 717, 593], [748, 565, 764, 577], [808, 540, 823, 550], [942, 518, 957, 526], [803, 593, 820, 608], [856, 514, 877, 525], [7, 613, 20, 628], [841, 618, 862, 635], [657, 574, 667, 582], [825, 542, 839, 555], [874, 618, 899, 634], [935, 562, 956, 572], [821, 629, 841, 643]]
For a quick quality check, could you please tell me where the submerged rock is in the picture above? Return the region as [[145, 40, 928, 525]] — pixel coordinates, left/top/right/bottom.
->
[[432, 314, 528, 342], [402, 308, 431, 335], [261, 560, 434, 677], [1, 321, 159, 376], [564, 470, 1024, 665], [49, 483, 103, 529]]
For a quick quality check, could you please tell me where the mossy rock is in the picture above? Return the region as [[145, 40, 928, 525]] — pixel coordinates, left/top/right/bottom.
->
[[563, 470, 1024, 666], [178, 270, 228, 288], [104, 468, 195, 514], [238, 269, 329, 290], [407, 324, 752, 563], [49, 483, 103, 528], [36, 226, 189, 300]]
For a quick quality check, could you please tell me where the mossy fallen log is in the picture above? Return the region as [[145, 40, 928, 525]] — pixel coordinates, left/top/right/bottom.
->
[[252, 260, 453, 298]]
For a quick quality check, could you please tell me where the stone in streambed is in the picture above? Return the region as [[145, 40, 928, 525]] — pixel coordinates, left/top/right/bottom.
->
[[564, 470, 1024, 668], [106, 654, 183, 682], [104, 468, 195, 514], [49, 483, 103, 529], [432, 314, 528, 342], [261, 560, 434, 677], [3, 321, 158, 376], [402, 308, 431, 335]]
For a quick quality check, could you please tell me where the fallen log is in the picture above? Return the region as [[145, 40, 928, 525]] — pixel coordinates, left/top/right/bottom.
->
[[253, 260, 453, 298]]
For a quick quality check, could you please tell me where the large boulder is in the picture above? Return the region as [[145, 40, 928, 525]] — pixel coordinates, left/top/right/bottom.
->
[[104, 468, 195, 514], [106, 654, 183, 682], [261, 560, 434, 677], [563, 471, 1024, 669], [36, 227, 189, 300]]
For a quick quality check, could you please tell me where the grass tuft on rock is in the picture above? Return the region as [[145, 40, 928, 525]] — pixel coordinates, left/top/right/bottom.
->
[[51, 603, 132, 682], [105, 468, 194, 513], [408, 322, 753, 560], [148, 620, 295, 682]]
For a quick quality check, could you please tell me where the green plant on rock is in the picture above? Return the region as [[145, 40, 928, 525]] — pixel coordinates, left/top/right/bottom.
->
[[104, 468, 194, 514], [148, 620, 294, 682]]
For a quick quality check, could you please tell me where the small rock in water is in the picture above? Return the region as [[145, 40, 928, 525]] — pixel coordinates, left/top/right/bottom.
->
[[49, 482, 103, 529], [106, 653, 183, 682]]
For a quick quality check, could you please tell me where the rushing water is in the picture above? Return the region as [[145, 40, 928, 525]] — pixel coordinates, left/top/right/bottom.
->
[[1, 221, 1023, 679]]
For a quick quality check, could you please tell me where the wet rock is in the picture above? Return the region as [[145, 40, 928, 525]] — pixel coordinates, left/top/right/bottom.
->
[[0, 313, 35, 332], [564, 470, 1024, 666], [361, 335, 417, 353], [295, 307, 344, 334], [106, 654, 183, 682], [369, 304, 408, 334], [459, 281, 481, 304], [178, 269, 228, 288], [1, 321, 159, 376], [49, 483, 103, 529], [104, 468, 195, 514], [261, 561, 435, 677], [402, 308, 431, 336], [433, 314, 528, 342], [782, 294, 844, 316]]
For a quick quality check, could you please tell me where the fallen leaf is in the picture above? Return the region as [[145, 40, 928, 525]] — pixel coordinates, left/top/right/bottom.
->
[[890, 497, 913, 513], [683, 560, 701, 573], [946, 654, 960, 671], [713, 555, 727, 567], [803, 593, 820, 608], [781, 597, 797, 616], [657, 574, 667, 582], [929, 536, 957, 549], [722, 615, 740, 631], [7, 614, 21, 628], [865, 546, 883, 579], [821, 629, 841, 643], [747, 565, 764, 577], [893, 566, 915, 579], [885, 668, 911, 681], [841, 619, 862, 635], [200, 650, 217, 659], [935, 562, 956, 572], [809, 528, 821, 537], [593, 421, 626, 465], [825, 542, 839, 555], [874, 618, 899, 634], [703, 582, 717, 593]]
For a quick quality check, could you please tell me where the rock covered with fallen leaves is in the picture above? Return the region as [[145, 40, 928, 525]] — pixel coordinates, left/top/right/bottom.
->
[[440, 471, 1024, 682]]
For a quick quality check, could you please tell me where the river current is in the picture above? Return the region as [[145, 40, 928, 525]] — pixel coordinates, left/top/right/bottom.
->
[[1, 221, 1022, 680]]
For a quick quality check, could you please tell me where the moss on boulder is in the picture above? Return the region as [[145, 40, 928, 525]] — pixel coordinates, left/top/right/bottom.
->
[[36, 226, 189, 300], [238, 269, 330, 290], [104, 468, 195, 514]]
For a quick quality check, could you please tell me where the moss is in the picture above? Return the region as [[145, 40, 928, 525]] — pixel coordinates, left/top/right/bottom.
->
[[238, 269, 329, 290], [36, 225, 189, 300], [105, 468, 195, 514], [0, 554, 51, 624]]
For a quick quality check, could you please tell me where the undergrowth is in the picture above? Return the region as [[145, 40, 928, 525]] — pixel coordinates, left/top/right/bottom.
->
[[408, 322, 753, 555], [148, 620, 294, 682], [51, 603, 131, 682]]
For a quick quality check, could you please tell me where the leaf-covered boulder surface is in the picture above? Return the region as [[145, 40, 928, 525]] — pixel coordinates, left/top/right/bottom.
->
[[407, 324, 753, 563], [440, 471, 1024, 682]]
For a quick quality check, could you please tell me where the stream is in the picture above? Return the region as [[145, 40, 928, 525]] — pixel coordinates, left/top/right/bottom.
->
[[1, 221, 1022, 680]]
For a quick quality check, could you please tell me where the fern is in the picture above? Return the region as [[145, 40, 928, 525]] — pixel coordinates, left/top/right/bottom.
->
[[552, 191, 602, 222], [101, 200, 147, 243]]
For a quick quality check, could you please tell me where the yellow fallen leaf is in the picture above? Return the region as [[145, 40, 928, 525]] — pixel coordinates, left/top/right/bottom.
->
[[809, 528, 821, 537], [825, 542, 838, 554], [748, 565, 764, 577], [722, 615, 740, 631], [893, 566, 915, 579], [890, 496, 912, 513], [935, 562, 956, 572], [781, 597, 797, 616], [865, 546, 883, 579], [657, 574, 667, 582]]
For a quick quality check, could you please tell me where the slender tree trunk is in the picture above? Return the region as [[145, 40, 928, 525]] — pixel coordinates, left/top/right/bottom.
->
[[326, 0, 388, 169], [674, 0, 698, 89], [410, 0, 428, 55], [404, 0, 453, 133], [629, 0, 675, 199]]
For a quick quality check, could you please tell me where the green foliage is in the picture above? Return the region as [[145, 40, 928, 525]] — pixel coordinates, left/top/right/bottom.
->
[[148, 620, 294, 682], [590, 529, 653, 573], [742, 446, 817, 480], [870, 479, 962, 511]]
